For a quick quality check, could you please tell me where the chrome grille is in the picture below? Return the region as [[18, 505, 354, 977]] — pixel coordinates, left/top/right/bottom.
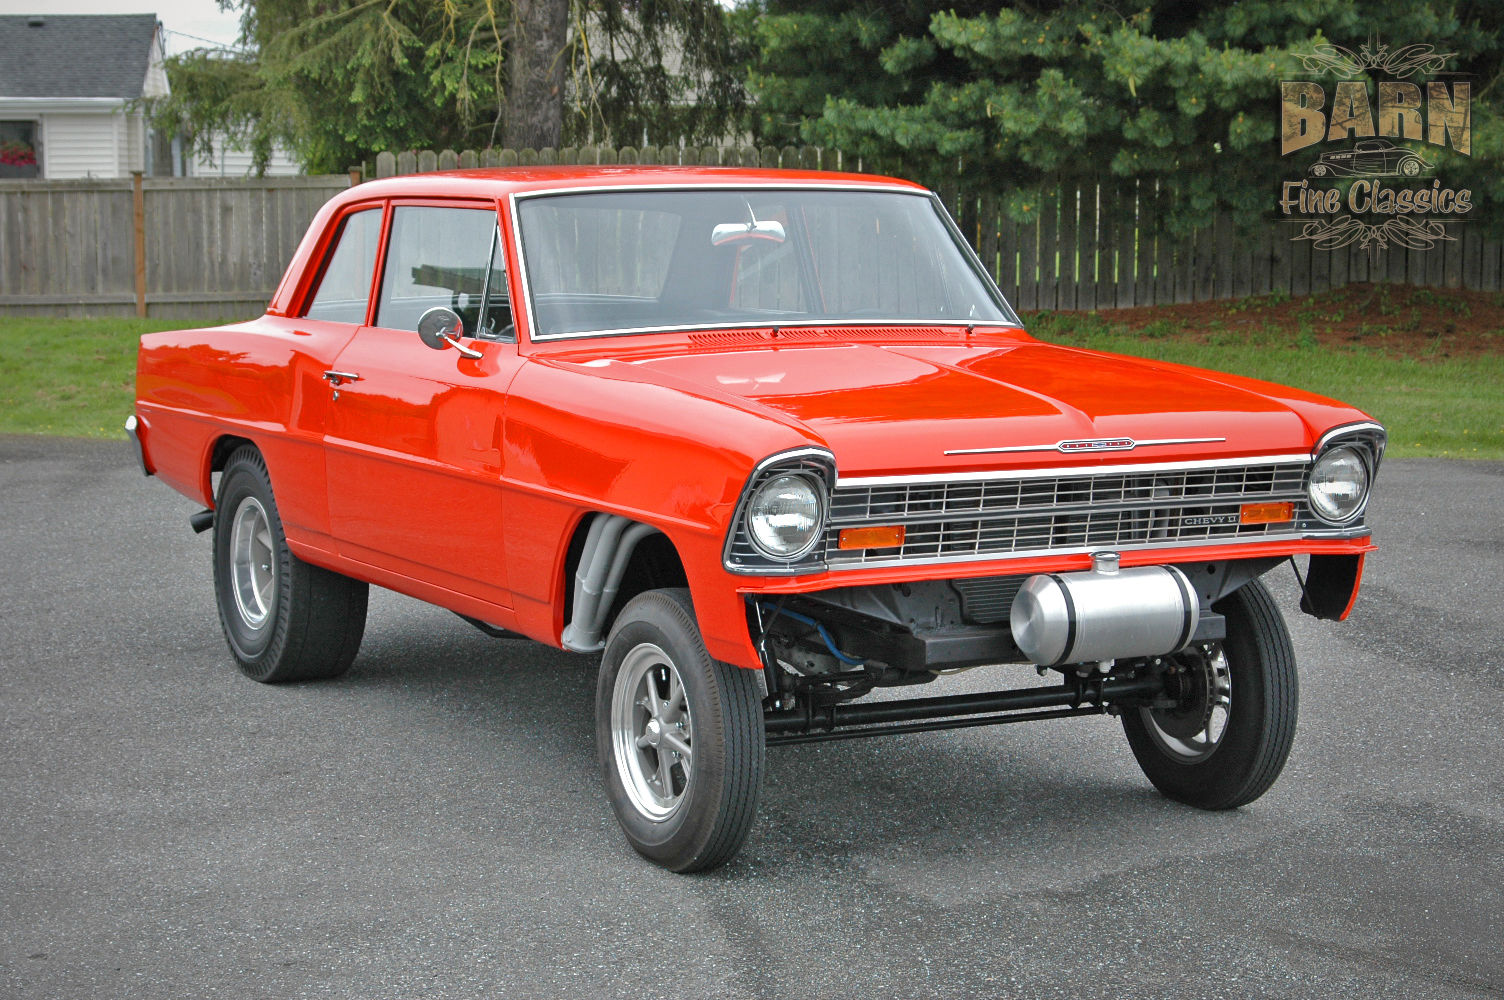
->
[[825, 461, 1310, 569]]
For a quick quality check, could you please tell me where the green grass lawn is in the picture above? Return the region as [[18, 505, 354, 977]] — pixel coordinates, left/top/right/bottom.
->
[[1028, 311, 1503, 460], [2, 307, 1499, 459], [0, 317, 212, 439]]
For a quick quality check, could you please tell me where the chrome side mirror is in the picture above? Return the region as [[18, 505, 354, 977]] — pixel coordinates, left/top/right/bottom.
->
[[417, 306, 482, 359]]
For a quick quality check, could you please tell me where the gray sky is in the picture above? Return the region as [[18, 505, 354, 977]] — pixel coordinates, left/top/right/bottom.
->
[[0, 0, 242, 55]]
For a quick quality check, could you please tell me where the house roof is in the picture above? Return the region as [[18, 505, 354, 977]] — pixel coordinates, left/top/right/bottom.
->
[[0, 14, 160, 99]]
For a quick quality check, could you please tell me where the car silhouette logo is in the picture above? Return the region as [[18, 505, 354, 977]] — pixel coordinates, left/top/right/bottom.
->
[[1308, 139, 1431, 178]]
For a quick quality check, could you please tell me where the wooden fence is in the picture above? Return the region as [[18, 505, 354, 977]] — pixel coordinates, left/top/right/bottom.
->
[[971, 181, 1504, 310], [0, 175, 349, 318], [2, 145, 1500, 319]]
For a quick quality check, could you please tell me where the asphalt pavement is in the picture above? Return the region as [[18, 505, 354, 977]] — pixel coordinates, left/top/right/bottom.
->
[[1, 436, 1500, 999]]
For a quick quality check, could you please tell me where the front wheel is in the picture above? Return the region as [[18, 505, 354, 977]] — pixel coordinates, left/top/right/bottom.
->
[[1122, 578, 1297, 810], [596, 589, 765, 872]]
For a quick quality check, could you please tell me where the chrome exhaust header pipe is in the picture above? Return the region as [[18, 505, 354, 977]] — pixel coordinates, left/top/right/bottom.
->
[[1009, 552, 1199, 668]]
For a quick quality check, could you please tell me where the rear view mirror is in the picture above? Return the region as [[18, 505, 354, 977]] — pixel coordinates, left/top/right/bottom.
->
[[712, 203, 786, 247], [711, 219, 786, 247]]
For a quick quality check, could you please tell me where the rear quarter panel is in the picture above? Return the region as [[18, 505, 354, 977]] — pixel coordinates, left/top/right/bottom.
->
[[135, 317, 357, 544]]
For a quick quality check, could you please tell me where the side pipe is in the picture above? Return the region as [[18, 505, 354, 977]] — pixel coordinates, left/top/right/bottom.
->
[[561, 514, 624, 652], [561, 513, 662, 653], [456, 613, 526, 640]]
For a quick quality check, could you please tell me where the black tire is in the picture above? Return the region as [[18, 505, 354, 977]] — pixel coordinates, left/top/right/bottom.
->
[[1122, 578, 1297, 810], [596, 589, 765, 872], [1399, 157, 1422, 176], [212, 446, 368, 683]]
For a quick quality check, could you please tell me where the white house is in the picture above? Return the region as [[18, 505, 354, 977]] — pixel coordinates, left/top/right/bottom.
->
[[0, 14, 170, 179], [190, 131, 303, 178]]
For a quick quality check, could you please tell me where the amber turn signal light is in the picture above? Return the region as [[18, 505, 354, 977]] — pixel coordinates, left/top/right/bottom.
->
[[1240, 501, 1295, 524], [837, 525, 906, 550]]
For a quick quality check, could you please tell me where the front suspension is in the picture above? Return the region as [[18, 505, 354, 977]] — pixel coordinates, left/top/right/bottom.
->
[[763, 671, 1167, 746]]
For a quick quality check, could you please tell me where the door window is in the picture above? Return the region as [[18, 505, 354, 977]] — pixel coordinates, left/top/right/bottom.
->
[[376, 206, 511, 338], [304, 208, 382, 324]]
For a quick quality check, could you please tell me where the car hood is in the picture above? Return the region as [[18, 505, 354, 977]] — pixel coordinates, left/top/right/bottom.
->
[[547, 334, 1352, 478]]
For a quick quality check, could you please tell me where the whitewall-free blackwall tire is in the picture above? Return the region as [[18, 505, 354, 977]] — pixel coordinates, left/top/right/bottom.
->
[[212, 446, 368, 683], [596, 589, 765, 872]]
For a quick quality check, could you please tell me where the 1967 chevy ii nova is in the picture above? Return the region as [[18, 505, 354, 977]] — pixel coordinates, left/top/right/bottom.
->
[[131, 166, 1383, 871]]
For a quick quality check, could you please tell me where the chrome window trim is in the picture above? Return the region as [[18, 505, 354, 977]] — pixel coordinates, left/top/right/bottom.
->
[[926, 189, 1022, 326], [519, 317, 995, 342], [508, 184, 1018, 342]]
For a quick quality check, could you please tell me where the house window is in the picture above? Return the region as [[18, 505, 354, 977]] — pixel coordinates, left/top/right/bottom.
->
[[0, 121, 39, 179]]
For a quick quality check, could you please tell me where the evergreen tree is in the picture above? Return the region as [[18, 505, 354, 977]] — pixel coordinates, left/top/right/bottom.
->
[[749, 0, 1503, 231]]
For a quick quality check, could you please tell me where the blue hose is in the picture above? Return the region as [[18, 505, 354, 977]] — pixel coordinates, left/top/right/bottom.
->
[[757, 602, 864, 666]]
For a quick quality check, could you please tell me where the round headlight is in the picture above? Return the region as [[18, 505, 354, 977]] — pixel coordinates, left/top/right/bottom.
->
[[747, 474, 823, 559], [1308, 446, 1369, 523]]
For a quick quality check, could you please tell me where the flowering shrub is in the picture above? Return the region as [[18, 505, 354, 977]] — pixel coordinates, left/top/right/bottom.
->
[[0, 141, 37, 166]]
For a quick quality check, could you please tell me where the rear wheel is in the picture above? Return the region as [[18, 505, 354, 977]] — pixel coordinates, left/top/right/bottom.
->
[[1122, 579, 1297, 809], [213, 446, 368, 683], [597, 589, 764, 872]]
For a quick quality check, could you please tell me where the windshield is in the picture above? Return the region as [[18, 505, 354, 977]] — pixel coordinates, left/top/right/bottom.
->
[[515, 187, 1017, 338]]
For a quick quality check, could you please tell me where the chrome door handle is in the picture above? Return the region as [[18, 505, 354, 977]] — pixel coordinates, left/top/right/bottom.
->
[[323, 370, 362, 385]]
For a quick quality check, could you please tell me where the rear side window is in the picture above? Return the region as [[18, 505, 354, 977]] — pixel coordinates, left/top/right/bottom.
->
[[304, 208, 382, 323], [376, 205, 506, 336]]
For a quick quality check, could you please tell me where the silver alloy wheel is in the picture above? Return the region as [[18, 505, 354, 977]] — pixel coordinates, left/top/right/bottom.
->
[[610, 642, 694, 820], [229, 495, 276, 630], [1140, 645, 1232, 762]]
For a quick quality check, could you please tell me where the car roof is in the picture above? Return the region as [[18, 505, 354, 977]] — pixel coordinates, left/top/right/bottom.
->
[[270, 165, 934, 317], [336, 165, 930, 204]]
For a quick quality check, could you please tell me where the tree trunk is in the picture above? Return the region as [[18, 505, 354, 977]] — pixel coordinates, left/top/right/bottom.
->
[[505, 0, 570, 150]]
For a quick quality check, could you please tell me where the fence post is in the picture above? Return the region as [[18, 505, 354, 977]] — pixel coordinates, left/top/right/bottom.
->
[[131, 171, 146, 318]]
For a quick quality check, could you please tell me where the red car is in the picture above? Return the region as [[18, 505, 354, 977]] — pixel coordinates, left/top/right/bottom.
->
[[131, 166, 1383, 871]]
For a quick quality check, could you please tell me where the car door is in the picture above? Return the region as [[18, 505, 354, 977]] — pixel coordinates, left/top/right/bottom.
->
[[277, 202, 385, 543], [323, 201, 523, 609]]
